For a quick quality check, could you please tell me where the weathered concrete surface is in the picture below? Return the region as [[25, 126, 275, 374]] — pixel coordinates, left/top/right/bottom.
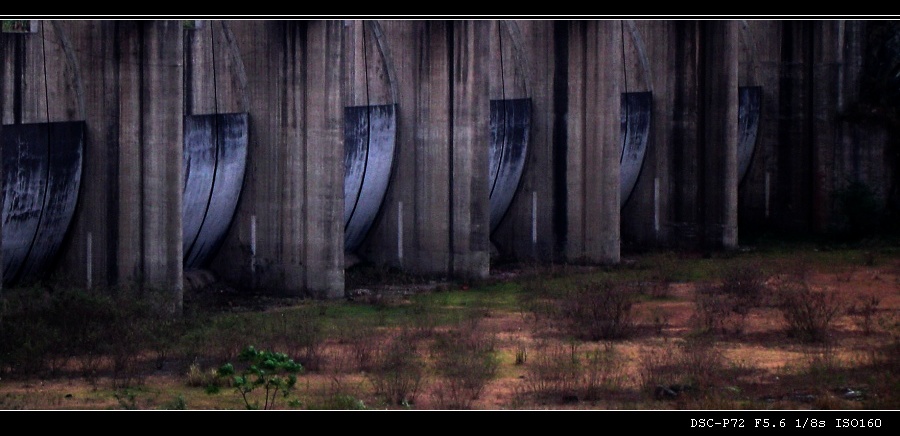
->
[[135, 22, 184, 307], [223, 21, 345, 298], [39, 22, 184, 311], [357, 21, 491, 279], [3, 19, 899, 302], [563, 21, 622, 264], [700, 20, 739, 249], [489, 21, 559, 262]]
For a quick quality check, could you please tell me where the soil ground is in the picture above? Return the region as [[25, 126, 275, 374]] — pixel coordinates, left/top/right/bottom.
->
[[1, 249, 899, 411]]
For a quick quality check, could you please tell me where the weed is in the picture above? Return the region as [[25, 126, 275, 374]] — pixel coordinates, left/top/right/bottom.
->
[[185, 361, 224, 392], [515, 343, 528, 365]]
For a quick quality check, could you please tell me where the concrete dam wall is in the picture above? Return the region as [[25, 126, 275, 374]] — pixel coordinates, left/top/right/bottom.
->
[[1, 20, 896, 306]]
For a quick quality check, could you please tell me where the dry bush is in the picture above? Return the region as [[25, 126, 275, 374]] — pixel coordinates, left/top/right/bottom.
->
[[848, 294, 882, 336], [522, 341, 583, 403], [333, 317, 383, 373], [776, 281, 844, 343], [518, 279, 560, 332], [560, 280, 636, 340], [691, 283, 748, 336], [719, 262, 770, 310], [639, 337, 727, 401], [520, 340, 628, 405], [580, 343, 628, 401], [429, 322, 500, 409], [366, 329, 425, 407]]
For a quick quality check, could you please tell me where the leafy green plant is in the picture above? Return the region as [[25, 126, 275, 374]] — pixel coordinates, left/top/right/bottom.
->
[[216, 346, 304, 410]]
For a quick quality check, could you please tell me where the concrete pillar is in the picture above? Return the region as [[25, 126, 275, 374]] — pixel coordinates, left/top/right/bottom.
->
[[700, 20, 739, 249], [449, 20, 491, 279], [666, 21, 703, 249], [303, 21, 345, 298], [0, 30, 4, 293], [227, 21, 344, 298], [49, 21, 116, 290], [123, 21, 184, 308], [565, 21, 621, 264], [361, 21, 491, 279]]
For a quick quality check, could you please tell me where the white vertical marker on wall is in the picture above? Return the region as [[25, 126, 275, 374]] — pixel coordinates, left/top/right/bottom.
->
[[250, 215, 257, 276], [531, 191, 537, 245], [398, 201, 404, 264], [654, 177, 660, 234]]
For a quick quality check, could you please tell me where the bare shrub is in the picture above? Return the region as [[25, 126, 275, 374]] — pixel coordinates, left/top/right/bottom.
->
[[405, 299, 440, 339], [518, 278, 560, 335], [646, 252, 681, 297], [776, 281, 843, 343], [639, 337, 727, 401], [719, 262, 769, 311], [691, 283, 735, 335], [873, 313, 900, 373], [646, 306, 671, 335], [367, 329, 425, 407], [522, 341, 582, 403], [276, 307, 327, 372], [560, 280, 636, 340], [848, 294, 881, 336], [429, 323, 500, 409], [333, 317, 382, 372], [580, 343, 627, 401]]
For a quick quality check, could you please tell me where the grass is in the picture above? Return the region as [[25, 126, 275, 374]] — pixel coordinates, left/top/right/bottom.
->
[[1, 242, 898, 409]]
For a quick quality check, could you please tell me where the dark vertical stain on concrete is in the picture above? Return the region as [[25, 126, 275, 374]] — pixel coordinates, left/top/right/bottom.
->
[[698, 22, 710, 247], [552, 21, 568, 255], [108, 21, 123, 285], [671, 21, 691, 243], [13, 36, 24, 124], [183, 26, 194, 116], [806, 22, 819, 231], [447, 21, 455, 276]]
